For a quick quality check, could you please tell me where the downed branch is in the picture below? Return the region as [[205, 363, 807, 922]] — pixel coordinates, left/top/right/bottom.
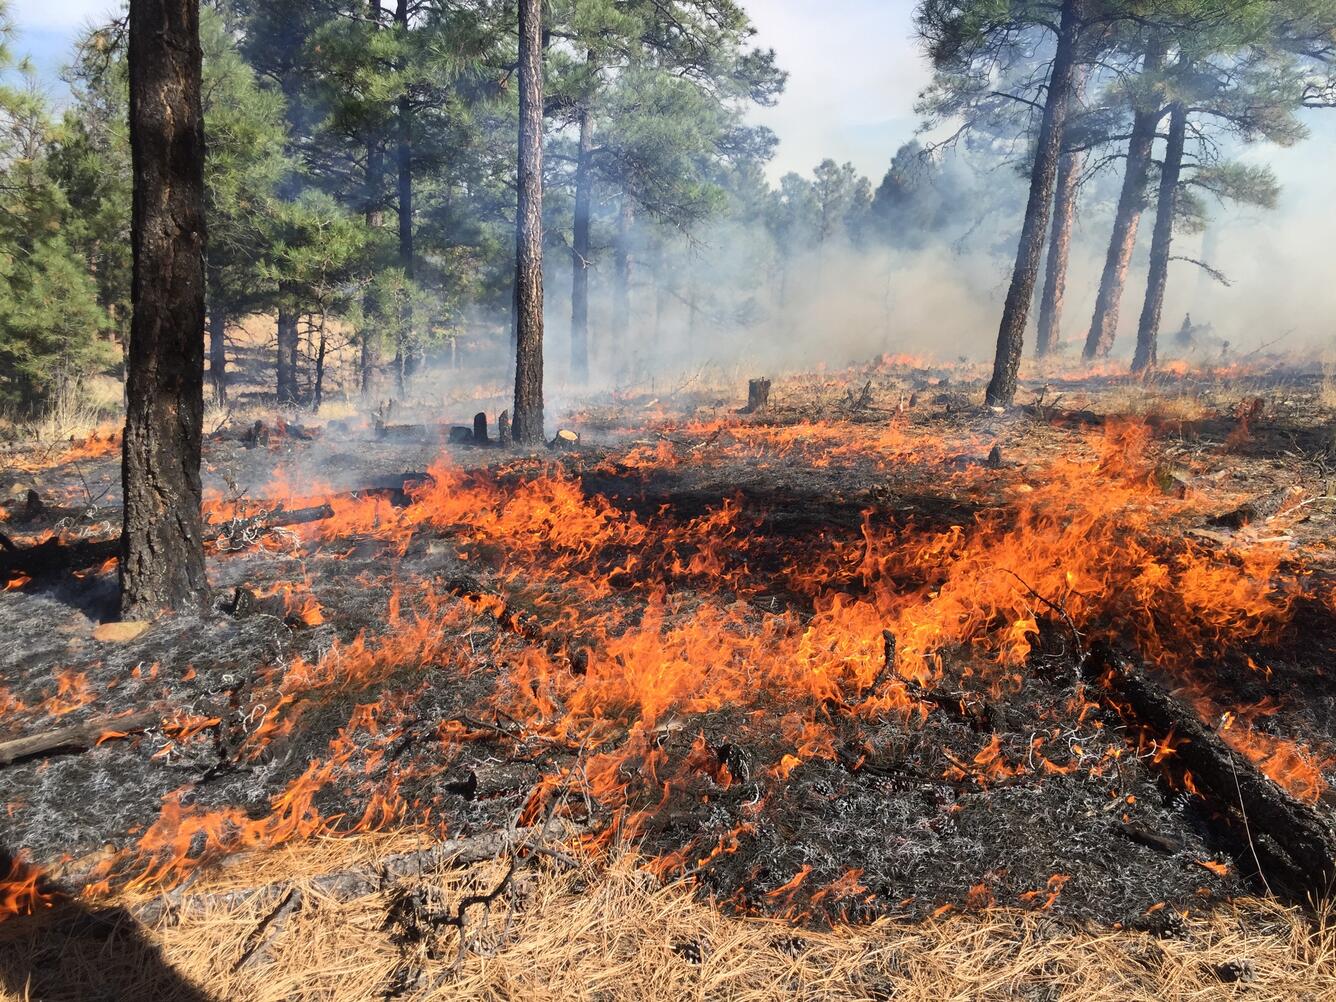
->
[[0, 709, 159, 767], [1086, 643, 1336, 905]]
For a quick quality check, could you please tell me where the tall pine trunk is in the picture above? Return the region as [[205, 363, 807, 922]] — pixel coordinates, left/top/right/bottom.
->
[[984, 0, 1083, 406], [361, 0, 383, 397], [1132, 101, 1188, 374], [612, 195, 633, 346], [394, 0, 413, 392], [570, 98, 594, 384], [313, 316, 328, 411], [121, 0, 209, 617], [1083, 39, 1167, 359], [276, 299, 299, 404], [207, 264, 227, 405], [512, 0, 545, 444], [1035, 66, 1085, 359]]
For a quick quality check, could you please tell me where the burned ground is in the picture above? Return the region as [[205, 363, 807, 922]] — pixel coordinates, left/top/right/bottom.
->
[[1, 362, 1334, 940]]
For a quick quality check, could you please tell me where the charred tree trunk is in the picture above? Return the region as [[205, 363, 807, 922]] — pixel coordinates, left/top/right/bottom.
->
[[121, 0, 209, 618], [207, 269, 227, 406], [1132, 101, 1188, 374], [984, 0, 1084, 407], [1035, 68, 1085, 359], [1083, 39, 1166, 360], [511, 0, 545, 445], [276, 299, 299, 405], [570, 96, 594, 384], [612, 194, 634, 347]]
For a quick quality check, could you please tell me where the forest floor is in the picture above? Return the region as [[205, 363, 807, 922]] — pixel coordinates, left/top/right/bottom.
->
[[1, 355, 1335, 1000]]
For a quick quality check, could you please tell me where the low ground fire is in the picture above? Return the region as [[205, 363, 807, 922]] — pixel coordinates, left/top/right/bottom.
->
[[3, 358, 1335, 998]]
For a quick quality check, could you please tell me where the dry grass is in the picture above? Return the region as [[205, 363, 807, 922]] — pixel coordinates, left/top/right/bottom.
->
[[3, 837, 1333, 1002], [1320, 356, 1336, 410]]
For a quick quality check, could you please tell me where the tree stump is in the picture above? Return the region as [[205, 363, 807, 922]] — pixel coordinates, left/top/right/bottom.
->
[[473, 412, 489, 445], [742, 377, 771, 414]]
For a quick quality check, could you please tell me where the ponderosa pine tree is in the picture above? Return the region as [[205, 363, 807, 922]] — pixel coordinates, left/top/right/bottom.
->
[[0, 17, 116, 413], [551, 0, 782, 382], [1035, 66, 1086, 358], [512, 0, 545, 444], [1131, 99, 1187, 372], [918, 0, 1088, 406], [1083, 35, 1167, 359], [120, 0, 209, 617]]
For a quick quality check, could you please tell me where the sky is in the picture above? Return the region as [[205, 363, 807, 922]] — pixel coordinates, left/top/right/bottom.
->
[[6, 0, 930, 182]]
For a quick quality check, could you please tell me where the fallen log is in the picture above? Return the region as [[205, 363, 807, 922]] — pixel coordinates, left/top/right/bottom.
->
[[1086, 643, 1336, 904], [1209, 485, 1309, 530], [0, 709, 159, 767]]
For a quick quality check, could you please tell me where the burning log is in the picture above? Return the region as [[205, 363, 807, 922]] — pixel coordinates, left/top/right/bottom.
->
[[0, 709, 159, 767], [740, 377, 771, 414], [1086, 644, 1336, 904]]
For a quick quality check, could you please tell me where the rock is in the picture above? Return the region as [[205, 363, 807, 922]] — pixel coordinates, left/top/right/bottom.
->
[[92, 621, 150, 644]]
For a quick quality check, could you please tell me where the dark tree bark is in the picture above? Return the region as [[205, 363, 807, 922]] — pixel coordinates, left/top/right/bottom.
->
[[393, 0, 413, 393], [312, 318, 328, 412], [207, 267, 227, 406], [120, 0, 209, 618], [361, 0, 384, 397], [276, 299, 299, 404], [612, 194, 634, 345], [570, 97, 594, 384], [1132, 100, 1188, 374], [984, 0, 1084, 407], [511, 0, 545, 445], [1083, 39, 1167, 360], [1035, 67, 1085, 359]]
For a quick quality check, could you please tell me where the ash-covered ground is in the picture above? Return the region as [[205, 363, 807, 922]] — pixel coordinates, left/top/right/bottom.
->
[[2, 363, 1334, 928]]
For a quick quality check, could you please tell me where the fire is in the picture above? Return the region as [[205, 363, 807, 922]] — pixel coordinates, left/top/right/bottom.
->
[[16, 405, 1322, 915], [0, 853, 57, 921]]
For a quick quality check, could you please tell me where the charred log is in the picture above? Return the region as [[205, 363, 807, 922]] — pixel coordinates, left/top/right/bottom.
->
[[1086, 643, 1336, 904]]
